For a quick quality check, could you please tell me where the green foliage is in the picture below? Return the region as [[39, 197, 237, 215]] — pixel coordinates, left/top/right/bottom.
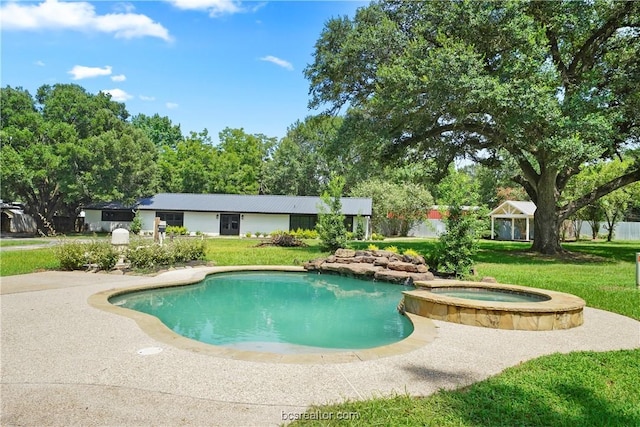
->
[[383, 245, 399, 253], [435, 205, 487, 278], [351, 178, 433, 236], [370, 233, 385, 241], [55, 240, 119, 271], [367, 244, 379, 251], [245, 231, 253, 238], [402, 248, 420, 258], [129, 211, 142, 235], [290, 228, 319, 239], [170, 238, 206, 263], [305, 1, 640, 254], [0, 84, 157, 231], [126, 238, 205, 270], [316, 175, 348, 251], [56, 241, 88, 270], [165, 225, 187, 235], [355, 215, 366, 240]]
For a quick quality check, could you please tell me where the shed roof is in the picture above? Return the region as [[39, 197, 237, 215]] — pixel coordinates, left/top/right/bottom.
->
[[489, 200, 536, 217], [135, 193, 372, 216]]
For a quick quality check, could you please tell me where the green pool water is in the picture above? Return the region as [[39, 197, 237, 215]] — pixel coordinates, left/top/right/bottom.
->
[[110, 272, 413, 353]]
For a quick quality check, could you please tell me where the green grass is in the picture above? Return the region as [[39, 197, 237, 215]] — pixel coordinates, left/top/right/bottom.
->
[[0, 248, 59, 276], [2, 237, 639, 427], [290, 349, 640, 427], [0, 238, 49, 247]]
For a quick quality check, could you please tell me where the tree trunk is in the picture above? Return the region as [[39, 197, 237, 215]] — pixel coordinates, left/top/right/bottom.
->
[[530, 170, 563, 254]]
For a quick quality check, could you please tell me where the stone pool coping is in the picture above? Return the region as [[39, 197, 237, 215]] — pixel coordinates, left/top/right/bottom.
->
[[404, 279, 586, 330], [88, 265, 438, 364]]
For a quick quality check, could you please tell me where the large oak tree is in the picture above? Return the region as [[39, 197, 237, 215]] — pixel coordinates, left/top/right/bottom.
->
[[305, 0, 640, 254]]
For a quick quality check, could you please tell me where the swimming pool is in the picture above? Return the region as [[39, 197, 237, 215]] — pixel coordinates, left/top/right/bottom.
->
[[109, 271, 414, 354]]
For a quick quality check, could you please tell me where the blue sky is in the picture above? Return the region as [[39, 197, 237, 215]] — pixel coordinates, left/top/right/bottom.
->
[[1, 0, 368, 143]]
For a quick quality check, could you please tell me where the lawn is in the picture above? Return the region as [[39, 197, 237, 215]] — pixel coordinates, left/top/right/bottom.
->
[[1, 237, 639, 426]]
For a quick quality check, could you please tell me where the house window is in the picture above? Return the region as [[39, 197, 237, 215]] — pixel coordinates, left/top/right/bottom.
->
[[156, 211, 184, 227], [290, 214, 317, 231], [101, 210, 134, 222]]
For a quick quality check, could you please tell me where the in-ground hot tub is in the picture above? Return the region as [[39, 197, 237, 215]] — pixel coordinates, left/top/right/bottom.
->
[[402, 280, 585, 331]]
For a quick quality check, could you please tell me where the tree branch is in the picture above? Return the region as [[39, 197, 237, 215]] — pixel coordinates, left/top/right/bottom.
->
[[559, 166, 640, 221], [567, 2, 633, 78]]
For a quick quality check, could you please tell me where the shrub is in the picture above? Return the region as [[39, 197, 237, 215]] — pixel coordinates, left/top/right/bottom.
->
[[170, 238, 206, 263], [56, 240, 119, 271], [56, 241, 88, 270], [384, 245, 399, 253], [346, 231, 355, 240], [86, 240, 119, 270], [166, 225, 188, 235], [129, 211, 142, 235], [245, 231, 253, 238], [370, 232, 385, 241], [316, 175, 348, 251], [355, 216, 366, 240], [403, 248, 420, 258], [367, 244, 379, 251]]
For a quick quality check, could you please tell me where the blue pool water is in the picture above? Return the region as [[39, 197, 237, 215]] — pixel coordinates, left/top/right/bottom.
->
[[110, 272, 413, 353]]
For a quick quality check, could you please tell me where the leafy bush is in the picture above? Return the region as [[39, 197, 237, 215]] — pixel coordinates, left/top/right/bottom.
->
[[434, 204, 487, 278], [346, 231, 355, 240], [86, 240, 119, 270], [245, 231, 253, 238], [290, 228, 318, 239], [367, 244, 379, 251], [166, 225, 188, 235], [56, 241, 88, 270], [370, 232, 385, 241], [129, 211, 142, 235], [355, 216, 366, 240], [126, 239, 206, 270], [316, 175, 348, 251], [56, 240, 119, 271], [384, 245, 399, 253], [403, 248, 421, 258], [170, 238, 206, 263]]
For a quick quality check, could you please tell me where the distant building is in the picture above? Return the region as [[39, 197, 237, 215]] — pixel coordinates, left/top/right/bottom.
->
[[84, 193, 372, 237], [0, 201, 37, 234], [488, 201, 536, 241]]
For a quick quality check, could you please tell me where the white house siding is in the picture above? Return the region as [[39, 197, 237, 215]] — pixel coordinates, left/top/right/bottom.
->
[[240, 214, 290, 236], [139, 211, 157, 234], [84, 209, 131, 232], [185, 211, 219, 235]]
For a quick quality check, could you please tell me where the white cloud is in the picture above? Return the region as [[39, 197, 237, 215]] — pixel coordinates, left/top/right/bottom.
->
[[0, 0, 172, 42], [260, 55, 293, 71], [35, 60, 45, 67], [168, 0, 242, 17], [139, 95, 156, 101], [69, 65, 112, 80], [111, 74, 126, 82], [166, 102, 179, 109], [102, 88, 133, 102]]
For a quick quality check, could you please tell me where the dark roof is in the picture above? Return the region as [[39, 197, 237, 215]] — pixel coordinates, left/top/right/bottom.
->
[[135, 193, 372, 216], [83, 201, 135, 210]]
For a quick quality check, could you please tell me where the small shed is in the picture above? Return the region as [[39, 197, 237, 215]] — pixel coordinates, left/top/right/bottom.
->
[[489, 201, 536, 241]]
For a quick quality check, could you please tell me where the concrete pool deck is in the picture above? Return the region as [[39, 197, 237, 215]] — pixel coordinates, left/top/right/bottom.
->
[[2, 267, 640, 426]]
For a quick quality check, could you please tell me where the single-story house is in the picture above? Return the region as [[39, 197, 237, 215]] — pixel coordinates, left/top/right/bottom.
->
[[84, 193, 372, 237], [489, 200, 536, 241]]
